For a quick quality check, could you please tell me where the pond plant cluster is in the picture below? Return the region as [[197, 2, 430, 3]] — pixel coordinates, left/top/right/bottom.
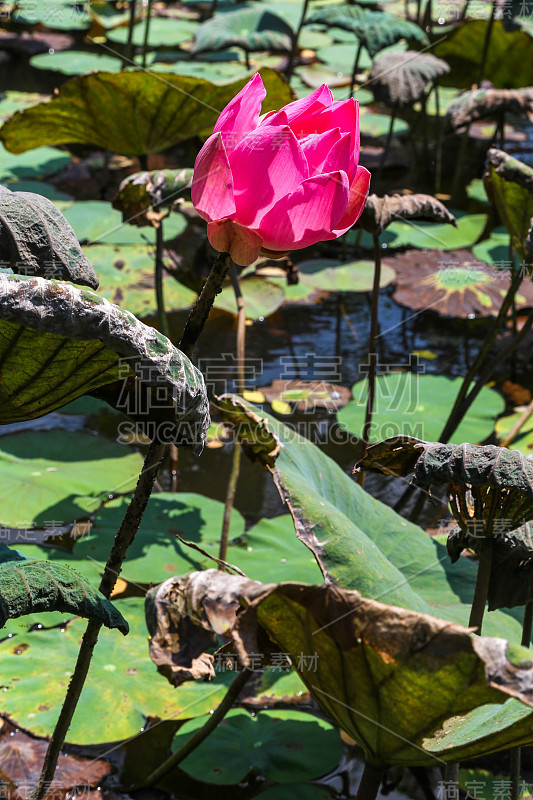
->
[[4, 1, 533, 800]]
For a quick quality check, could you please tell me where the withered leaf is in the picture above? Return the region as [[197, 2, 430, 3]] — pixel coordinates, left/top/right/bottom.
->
[[359, 193, 457, 236]]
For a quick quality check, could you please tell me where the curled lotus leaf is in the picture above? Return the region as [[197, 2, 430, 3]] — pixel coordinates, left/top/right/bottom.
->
[[484, 148, 533, 263], [0, 558, 128, 633], [192, 9, 293, 55], [0, 184, 97, 288], [369, 51, 450, 106], [359, 193, 456, 236], [112, 169, 193, 227], [146, 569, 533, 767], [447, 88, 533, 130], [447, 524, 533, 611], [0, 274, 209, 449], [306, 6, 428, 57], [356, 436, 533, 538]]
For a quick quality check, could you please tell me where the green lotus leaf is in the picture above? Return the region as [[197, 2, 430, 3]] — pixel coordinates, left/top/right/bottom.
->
[[306, 6, 428, 57], [0, 142, 70, 183], [337, 373, 504, 445], [0, 429, 143, 527], [172, 708, 342, 784], [434, 20, 533, 88], [193, 8, 294, 54], [0, 185, 97, 288], [12, 0, 90, 30], [0, 558, 128, 633], [215, 275, 286, 319], [0, 69, 293, 157], [0, 597, 232, 744], [0, 274, 209, 449], [29, 51, 123, 75], [63, 200, 186, 245], [296, 258, 395, 292], [484, 149, 533, 262], [82, 244, 196, 318], [107, 17, 198, 46]]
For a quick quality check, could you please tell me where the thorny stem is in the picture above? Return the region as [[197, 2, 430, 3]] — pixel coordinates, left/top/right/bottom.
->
[[434, 81, 443, 194], [510, 747, 521, 800], [442, 304, 533, 444], [522, 602, 533, 647], [358, 234, 381, 488], [468, 542, 493, 633], [124, 0, 137, 68], [478, 1, 497, 87], [155, 221, 170, 340], [219, 264, 245, 565], [356, 764, 384, 800], [376, 103, 397, 183], [285, 0, 311, 81], [350, 40, 364, 98], [499, 398, 533, 449], [438, 267, 524, 444], [141, 0, 153, 68], [29, 440, 167, 800], [138, 668, 253, 788], [179, 252, 232, 360]]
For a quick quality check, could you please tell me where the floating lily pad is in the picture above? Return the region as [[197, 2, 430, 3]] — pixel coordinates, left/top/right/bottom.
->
[[0, 143, 70, 183], [12, 0, 90, 30], [384, 211, 487, 250], [18, 506, 321, 594], [150, 59, 247, 81], [107, 17, 198, 47], [337, 373, 504, 444], [0, 92, 50, 122], [216, 276, 285, 320], [0, 430, 143, 528], [420, 85, 462, 116], [316, 41, 372, 72], [83, 244, 196, 318], [63, 201, 186, 245], [254, 380, 352, 414], [359, 109, 410, 138], [298, 29, 334, 50], [1, 180, 73, 202], [387, 248, 533, 318], [0, 597, 231, 744], [29, 51, 123, 75], [472, 230, 519, 269], [173, 709, 342, 784], [296, 258, 395, 292], [495, 411, 533, 454], [467, 178, 489, 205]]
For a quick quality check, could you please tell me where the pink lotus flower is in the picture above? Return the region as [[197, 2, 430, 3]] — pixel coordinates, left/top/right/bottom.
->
[[191, 74, 371, 266]]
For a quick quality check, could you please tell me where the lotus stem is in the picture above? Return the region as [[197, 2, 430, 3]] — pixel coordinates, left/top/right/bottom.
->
[[141, 0, 153, 69], [434, 81, 443, 194], [124, 0, 137, 68], [29, 439, 167, 800], [468, 541, 493, 633], [510, 747, 521, 800], [444, 764, 460, 799], [170, 443, 179, 491], [137, 667, 253, 788], [285, 0, 311, 81], [522, 602, 533, 646], [376, 103, 397, 183], [451, 124, 471, 202], [244, 48, 251, 70], [155, 221, 170, 340], [478, 2, 497, 86], [357, 233, 382, 488], [460, 0, 471, 19], [442, 306, 533, 444], [438, 267, 524, 443], [350, 40, 364, 98], [356, 764, 384, 800], [219, 264, 245, 565], [179, 252, 232, 360]]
